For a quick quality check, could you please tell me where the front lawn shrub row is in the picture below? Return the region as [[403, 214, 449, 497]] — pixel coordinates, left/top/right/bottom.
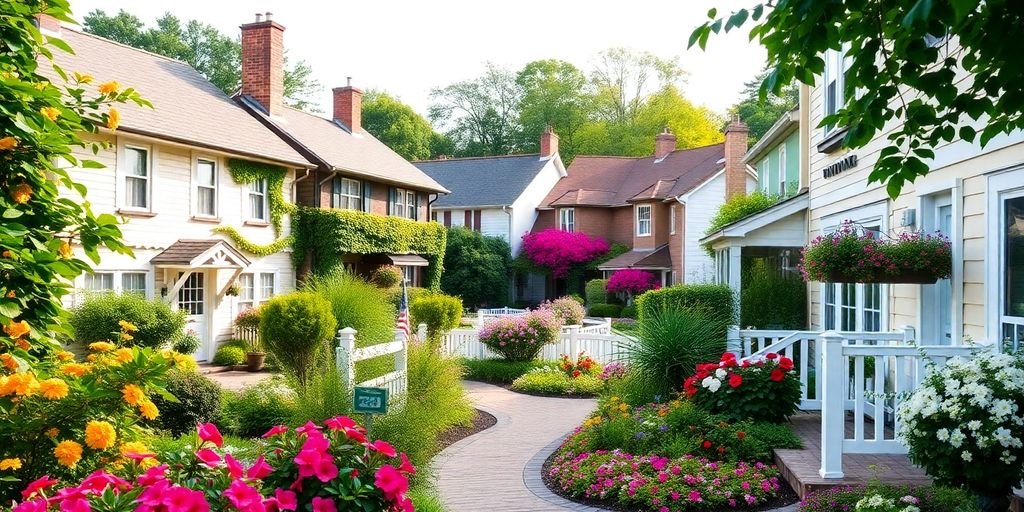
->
[[587, 303, 622, 318], [635, 283, 734, 327], [461, 358, 552, 383], [70, 292, 186, 348], [511, 367, 603, 396]]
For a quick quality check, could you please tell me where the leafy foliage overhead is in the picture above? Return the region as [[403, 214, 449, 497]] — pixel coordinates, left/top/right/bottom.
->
[[690, 1, 1024, 197], [729, 68, 799, 143]]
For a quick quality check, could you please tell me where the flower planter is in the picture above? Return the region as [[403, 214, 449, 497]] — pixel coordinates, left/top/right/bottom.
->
[[245, 351, 265, 372], [824, 269, 941, 284], [802, 221, 951, 283]]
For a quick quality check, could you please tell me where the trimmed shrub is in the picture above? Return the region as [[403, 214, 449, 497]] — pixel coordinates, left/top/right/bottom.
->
[[152, 369, 222, 437], [371, 264, 403, 288], [259, 291, 336, 385], [70, 293, 186, 347], [212, 345, 245, 366], [461, 358, 551, 384], [741, 262, 807, 329], [479, 310, 562, 361], [304, 270, 396, 346], [585, 279, 610, 305], [511, 367, 603, 396], [588, 303, 622, 318], [388, 286, 433, 311], [540, 296, 586, 325], [441, 227, 512, 308], [172, 330, 201, 355], [222, 381, 296, 438], [620, 305, 637, 319], [410, 294, 463, 344], [567, 293, 585, 305], [636, 284, 734, 329]]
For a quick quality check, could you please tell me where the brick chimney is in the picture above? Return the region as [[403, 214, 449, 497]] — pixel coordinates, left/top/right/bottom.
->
[[35, 13, 61, 34], [240, 12, 285, 115], [333, 78, 362, 132], [654, 127, 677, 160], [724, 116, 750, 200], [540, 125, 559, 158]]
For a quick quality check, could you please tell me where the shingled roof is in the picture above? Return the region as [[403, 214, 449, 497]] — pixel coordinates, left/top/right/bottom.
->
[[48, 28, 311, 168], [597, 245, 672, 270], [414, 154, 550, 208], [540, 143, 725, 208]]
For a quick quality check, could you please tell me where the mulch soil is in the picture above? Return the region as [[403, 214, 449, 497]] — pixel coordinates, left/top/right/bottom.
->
[[437, 408, 497, 451], [541, 448, 800, 512]]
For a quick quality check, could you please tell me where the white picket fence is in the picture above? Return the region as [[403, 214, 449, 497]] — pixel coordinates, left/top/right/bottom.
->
[[440, 324, 631, 364], [334, 327, 408, 406], [735, 326, 988, 479]]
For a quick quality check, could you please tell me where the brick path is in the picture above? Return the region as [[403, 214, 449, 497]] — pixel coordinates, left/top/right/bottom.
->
[[201, 366, 273, 391]]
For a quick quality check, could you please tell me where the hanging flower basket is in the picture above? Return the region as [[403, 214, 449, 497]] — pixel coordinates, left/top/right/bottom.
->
[[801, 220, 952, 284]]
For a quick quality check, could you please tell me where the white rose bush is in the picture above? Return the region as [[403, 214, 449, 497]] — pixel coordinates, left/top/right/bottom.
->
[[897, 352, 1024, 507]]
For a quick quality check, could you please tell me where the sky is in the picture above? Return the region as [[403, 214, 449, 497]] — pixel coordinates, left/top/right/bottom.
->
[[66, 0, 767, 119]]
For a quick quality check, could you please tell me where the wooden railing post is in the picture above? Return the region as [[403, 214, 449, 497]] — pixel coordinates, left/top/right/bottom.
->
[[819, 330, 846, 479], [727, 325, 741, 358], [902, 325, 916, 345], [335, 327, 357, 390]]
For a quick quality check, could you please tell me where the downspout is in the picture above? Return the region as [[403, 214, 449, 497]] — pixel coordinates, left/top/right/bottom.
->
[[503, 205, 514, 303]]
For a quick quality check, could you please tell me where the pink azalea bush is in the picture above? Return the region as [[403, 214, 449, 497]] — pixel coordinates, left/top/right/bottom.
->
[[606, 269, 661, 297], [521, 229, 610, 278], [539, 296, 586, 325], [9, 420, 416, 512], [479, 310, 562, 361]]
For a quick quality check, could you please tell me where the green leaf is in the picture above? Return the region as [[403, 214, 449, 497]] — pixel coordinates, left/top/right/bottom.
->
[[959, 125, 977, 142], [2, 209, 23, 219], [0, 302, 21, 319], [80, 159, 105, 169]]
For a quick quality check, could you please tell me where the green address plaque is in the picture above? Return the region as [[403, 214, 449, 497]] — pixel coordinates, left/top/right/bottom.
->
[[353, 387, 388, 415]]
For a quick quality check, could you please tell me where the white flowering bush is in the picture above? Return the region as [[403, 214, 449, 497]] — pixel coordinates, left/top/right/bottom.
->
[[855, 493, 921, 512], [898, 352, 1024, 496]]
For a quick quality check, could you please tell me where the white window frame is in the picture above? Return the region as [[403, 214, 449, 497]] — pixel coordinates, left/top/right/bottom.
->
[[636, 204, 652, 237], [331, 176, 363, 211], [819, 203, 889, 333], [559, 208, 575, 232], [237, 271, 278, 310], [247, 179, 269, 222], [237, 273, 256, 310], [669, 204, 676, 235], [760, 159, 770, 193], [391, 188, 418, 220], [778, 145, 787, 196], [119, 143, 152, 212], [79, 270, 151, 300], [822, 47, 851, 136], [193, 155, 218, 218], [987, 167, 1024, 350]]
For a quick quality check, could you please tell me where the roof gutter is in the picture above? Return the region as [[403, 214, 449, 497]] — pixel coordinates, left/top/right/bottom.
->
[[108, 125, 314, 169]]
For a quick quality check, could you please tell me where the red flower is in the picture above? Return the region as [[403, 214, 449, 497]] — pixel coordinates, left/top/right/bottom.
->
[[311, 497, 337, 512], [197, 422, 223, 447], [195, 448, 222, 467], [323, 416, 357, 431], [778, 356, 794, 371], [374, 464, 409, 502], [736, 431, 746, 440], [702, 440, 712, 449], [765, 352, 779, 360], [728, 373, 743, 388], [770, 369, 785, 382], [248, 455, 274, 480], [368, 440, 397, 458], [262, 425, 288, 438], [224, 453, 244, 479], [572, 370, 582, 378], [683, 377, 698, 397]]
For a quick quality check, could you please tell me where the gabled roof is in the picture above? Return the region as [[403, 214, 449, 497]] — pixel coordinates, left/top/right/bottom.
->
[[540, 143, 725, 208], [150, 239, 251, 268], [414, 154, 551, 208], [239, 98, 448, 193], [48, 28, 311, 168]]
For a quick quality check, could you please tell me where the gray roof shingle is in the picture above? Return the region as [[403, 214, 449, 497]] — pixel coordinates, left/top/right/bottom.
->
[[414, 154, 550, 208]]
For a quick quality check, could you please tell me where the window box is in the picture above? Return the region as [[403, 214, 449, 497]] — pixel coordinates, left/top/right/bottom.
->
[[802, 220, 952, 284]]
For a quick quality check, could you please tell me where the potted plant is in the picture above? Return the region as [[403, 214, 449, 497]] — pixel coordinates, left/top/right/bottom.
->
[[800, 220, 952, 283], [225, 282, 240, 296], [898, 352, 1024, 512], [233, 307, 264, 371]]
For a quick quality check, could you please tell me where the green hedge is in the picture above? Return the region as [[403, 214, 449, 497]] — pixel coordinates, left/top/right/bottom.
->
[[741, 263, 807, 329], [292, 207, 447, 290], [70, 293, 186, 348], [636, 284, 735, 325], [588, 303, 623, 318], [585, 279, 609, 305], [461, 358, 551, 384]]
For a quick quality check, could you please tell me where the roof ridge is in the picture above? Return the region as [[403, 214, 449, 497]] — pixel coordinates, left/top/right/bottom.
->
[[65, 25, 191, 68], [412, 153, 541, 163], [573, 142, 725, 161]]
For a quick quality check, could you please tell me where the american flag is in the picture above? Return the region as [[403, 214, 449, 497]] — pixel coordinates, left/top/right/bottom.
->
[[396, 277, 410, 339]]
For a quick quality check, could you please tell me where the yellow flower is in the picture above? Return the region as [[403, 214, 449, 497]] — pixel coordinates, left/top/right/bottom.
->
[[138, 399, 158, 420], [57, 350, 75, 361], [4, 320, 30, 339], [54, 440, 82, 468], [1, 250, 10, 258], [39, 378, 69, 400], [0, 458, 21, 471], [118, 320, 138, 333], [0, 372, 38, 396], [0, 353, 18, 371], [106, 108, 120, 131], [0, 136, 18, 151], [58, 241, 73, 259], [39, 106, 60, 121], [35, 81, 49, 91], [46, 427, 59, 438], [119, 332, 133, 342], [119, 441, 151, 457], [122, 384, 145, 406], [89, 341, 115, 352], [98, 81, 120, 95], [114, 348, 133, 363], [85, 420, 116, 450], [61, 363, 90, 377], [10, 183, 32, 204]]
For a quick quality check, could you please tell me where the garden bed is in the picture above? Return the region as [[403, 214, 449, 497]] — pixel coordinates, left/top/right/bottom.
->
[[437, 408, 498, 450]]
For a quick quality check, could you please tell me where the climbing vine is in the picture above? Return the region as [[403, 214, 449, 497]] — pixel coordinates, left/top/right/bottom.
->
[[292, 207, 447, 290], [212, 226, 293, 257], [225, 158, 294, 237]]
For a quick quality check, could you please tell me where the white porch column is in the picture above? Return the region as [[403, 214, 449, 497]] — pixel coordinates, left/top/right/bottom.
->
[[335, 328, 357, 389], [819, 330, 845, 479], [728, 246, 742, 323]]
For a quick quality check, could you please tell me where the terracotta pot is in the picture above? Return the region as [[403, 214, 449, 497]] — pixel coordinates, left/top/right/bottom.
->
[[246, 352, 265, 372]]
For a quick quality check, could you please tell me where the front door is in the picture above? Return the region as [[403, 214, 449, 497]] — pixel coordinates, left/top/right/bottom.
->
[[177, 271, 209, 360]]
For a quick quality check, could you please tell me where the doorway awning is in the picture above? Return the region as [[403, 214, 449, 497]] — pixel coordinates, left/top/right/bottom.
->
[[150, 239, 251, 269], [597, 245, 672, 271], [385, 254, 429, 267]]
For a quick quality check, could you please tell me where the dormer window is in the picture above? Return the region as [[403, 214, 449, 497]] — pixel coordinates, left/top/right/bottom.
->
[[636, 204, 652, 237]]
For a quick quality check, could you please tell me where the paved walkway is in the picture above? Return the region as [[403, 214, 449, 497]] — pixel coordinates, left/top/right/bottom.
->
[[201, 367, 273, 391]]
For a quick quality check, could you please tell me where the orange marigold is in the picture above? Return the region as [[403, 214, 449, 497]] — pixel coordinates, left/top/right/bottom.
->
[[0, 353, 17, 371], [6, 290, 14, 298], [57, 351, 75, 361], [98, 81, 119, 94], [15, 339, 29, 351], [39, 378, 69, 400], [10, 183, 31, 204], [85, 420, 116, 450], [114, 348, 133, 363], [46, 427, 59, 438], [3, 320, 29, 339], [61, 363, 90, 377], [0, 458, 21, 471], [88, 341, 115, 352], [106, 108, 120, 131], [0, 372, 38, 396], [138, 399, 159, 420], [122, 383, 145, 406], [58, 241, 73, 259], [0, 136, 17, 151], [39, 106, 59, 121], [54, 440, 82, 468]]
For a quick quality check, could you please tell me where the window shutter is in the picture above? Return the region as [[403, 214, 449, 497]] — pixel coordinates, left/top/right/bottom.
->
[[387, 187, 396, 215], [474, 210, 482, 232], [464, 210, 472, 228], [363, 182, 372, 213], [443, 211, 451, 227]]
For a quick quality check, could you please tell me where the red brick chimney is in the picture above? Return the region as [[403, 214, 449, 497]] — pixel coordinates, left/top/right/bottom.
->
[[35, 13, 61, 33], [654, 127, 677, 160], [540, 125, 559, 158], [724, 116, 750, 200], [240, 12, 285, 115], [333, 78, 362, 132]]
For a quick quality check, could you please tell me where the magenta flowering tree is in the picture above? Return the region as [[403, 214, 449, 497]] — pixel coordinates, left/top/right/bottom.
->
[[606, 269, 660, 301], [521, 229, 611, 278]]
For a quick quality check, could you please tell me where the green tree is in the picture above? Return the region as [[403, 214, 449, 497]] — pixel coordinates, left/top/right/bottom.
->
[[730, 68, 799, 143], [362, 91, 436, 161], [690, 1, 1024, 197], [590, 48, 684, 125], [515, 59, 592, 162], [83, 9, 321, 112], [428, 63, 522, 156], [440, 228, 512, 308]]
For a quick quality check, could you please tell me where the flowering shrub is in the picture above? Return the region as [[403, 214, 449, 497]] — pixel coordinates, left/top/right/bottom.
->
[[898, 352, 1024, 496], [684, 352, 801, 423], [521, 229, 610, 278], [0, 322, 185, 499], [539, 296, 586, 325], [559, 352, 599, 378], [371, 265, 403, 288], [511, 367, 604, 396], [606, 269, 661, 298], [798, 484, 976, 512], [479, 310, 562, 361], [8, 419, 416, 512], [598, 362, 629, 381], [234, 307, 263, 330], [855, 494, 921, 512], [800, 220, 952, 283]]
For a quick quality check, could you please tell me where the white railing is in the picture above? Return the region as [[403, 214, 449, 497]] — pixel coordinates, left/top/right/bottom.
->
[[736, 329, 822, 410], [476, 307, 528, 327], [577, 317, 613, 335], [440, 325, 631, 364], [335, 327, 408, 406]]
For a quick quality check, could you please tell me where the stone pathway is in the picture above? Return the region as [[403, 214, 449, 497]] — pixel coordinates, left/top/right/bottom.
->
[[201, 367, 273, 391]]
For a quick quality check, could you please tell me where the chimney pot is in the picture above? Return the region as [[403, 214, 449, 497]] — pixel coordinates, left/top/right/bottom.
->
[[333, 82, 363, 132], [540, 125, 559, 158], [654, 127, 677, 160], [254, 13, 262, 22], [265, 12, 273, 21], [240, 15, 286, 114]]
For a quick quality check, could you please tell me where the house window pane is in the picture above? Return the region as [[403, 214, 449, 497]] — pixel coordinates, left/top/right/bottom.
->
[[249, 180, 267, 220], [560, 208, 574, 232], [637, 205, 651, 236], [1005, 196, 1024, 318], [238, 273, 254, 310], [177, 272, 204, 315], [84, 272, 114, 291], [121, 273, 147, 295], [840, 283, 857, 331], [824, 284, 836, 330], [196, 159, 216, 216], [863, 283, 882, 332], [331, 177, 363, 210], [260, 273, 275, 301], [125, 147, 148, 208]]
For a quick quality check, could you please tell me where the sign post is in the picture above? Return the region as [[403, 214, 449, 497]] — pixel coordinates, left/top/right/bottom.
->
[[353, 386, 388, 436]]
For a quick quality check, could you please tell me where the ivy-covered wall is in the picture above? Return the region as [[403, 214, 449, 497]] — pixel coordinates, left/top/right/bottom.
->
[[226, 158, 294, 237], [292, 207, 447, 290]]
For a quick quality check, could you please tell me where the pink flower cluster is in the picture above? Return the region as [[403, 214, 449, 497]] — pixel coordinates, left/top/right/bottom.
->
[[10, 420, 416, 512], [522, 229, 610, 278], [479, 309, 562, 361], [606, 269, 661, 295], [800, 220, 952, 283]]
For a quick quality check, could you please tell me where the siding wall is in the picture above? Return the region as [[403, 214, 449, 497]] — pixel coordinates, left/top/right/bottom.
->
[[754, 130, 801, 197], [511, 158, 565, 255]]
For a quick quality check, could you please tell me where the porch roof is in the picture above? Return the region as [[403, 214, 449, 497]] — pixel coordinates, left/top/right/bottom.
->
[[385, 254, 429, 267], [597, 245, 672, 271], [701, 192, 809, 250], [150, 239, 250, 269]]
